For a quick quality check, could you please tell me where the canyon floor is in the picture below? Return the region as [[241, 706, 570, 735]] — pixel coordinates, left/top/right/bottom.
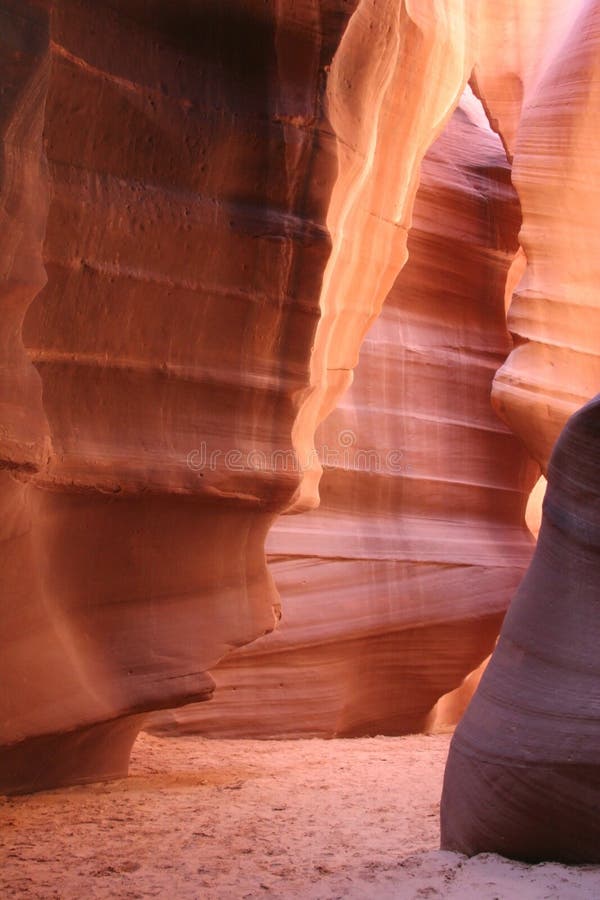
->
[[1, 731, 599, 899]]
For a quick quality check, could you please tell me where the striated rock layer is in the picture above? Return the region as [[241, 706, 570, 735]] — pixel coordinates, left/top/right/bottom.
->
[[148, 93, 539, 739], [3, 0, 596, 796], [439, 3, 600, 863], [472, 0, 588, 160], [1, 1, 478, 792], [1, 0, 337, 793], [288, 0, 477, 510], [476, 0, 600, 469], [441, 395, 600, 863]]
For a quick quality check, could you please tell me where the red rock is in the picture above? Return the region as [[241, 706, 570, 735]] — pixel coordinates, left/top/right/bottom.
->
[[147, 93, 539, 739], [0, 0, 478, 792], [2, 0, 596, 801], [476, 0, 600, 468], [1, 0, 337, 793], [0, 0, 50, 469], [473, 0, 587, 159], [439, 0, 600, 865]]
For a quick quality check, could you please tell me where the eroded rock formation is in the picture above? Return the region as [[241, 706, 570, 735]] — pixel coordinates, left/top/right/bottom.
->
[[147, 91, 539, 739], [438, 5, 600, 863], [441, 395, 600, 863], [2, 0, 598, 802], [476, 0, 600, 469], [2, 0, 335, 793], [472, 0, 588, 159], [1, 0, 478, 792]]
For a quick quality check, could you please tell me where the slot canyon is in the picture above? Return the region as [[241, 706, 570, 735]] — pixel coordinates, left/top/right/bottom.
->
[[1, 1, 599, 897]]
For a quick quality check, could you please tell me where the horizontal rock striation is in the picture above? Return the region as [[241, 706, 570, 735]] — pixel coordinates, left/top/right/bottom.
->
[[148, 92, 539, 739], [4, 0, 596, 799], [440, 2, 600, 863], [1, 0, 346, 792], [1, 0, 478, 791], [477, 0, 600, 469]]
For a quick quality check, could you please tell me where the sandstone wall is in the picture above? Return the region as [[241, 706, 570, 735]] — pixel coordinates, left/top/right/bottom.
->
[[148, 92, 539, 738], [1, 0, 477, 791]]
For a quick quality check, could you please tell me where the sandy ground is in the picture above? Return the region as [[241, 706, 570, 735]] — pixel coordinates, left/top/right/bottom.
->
[[1, 732, 600, 899]]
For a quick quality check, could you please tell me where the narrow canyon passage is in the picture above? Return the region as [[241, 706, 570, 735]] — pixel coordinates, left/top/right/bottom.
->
[[149, 84, 540, 742], [1, 0, 482, 793], [2, 0, 600, 890]]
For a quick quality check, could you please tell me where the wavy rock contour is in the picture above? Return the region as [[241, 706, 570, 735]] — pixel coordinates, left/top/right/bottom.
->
[[441, 395, 600, 863], [476, 0, 600, 469], [148, 92, 539, 739], [1, 0, 476, 792]]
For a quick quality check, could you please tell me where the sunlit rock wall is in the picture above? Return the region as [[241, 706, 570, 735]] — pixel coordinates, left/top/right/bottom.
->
[[5, 0, 596, 794], [1, 0, 477, 792], [440, 0, 600, 865], [148, 92, 539, 738], [475, 0, 600, 468]]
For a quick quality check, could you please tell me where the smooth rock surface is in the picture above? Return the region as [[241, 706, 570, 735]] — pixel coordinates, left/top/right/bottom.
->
[[441, 395, 600, 863], [2, 0, 597, 799], [148, 93, 539, 739], [473, 0, 587, 158], [479, 0, 600, 469], [0, 0, 478, 791], [2, 0, 341, 791]]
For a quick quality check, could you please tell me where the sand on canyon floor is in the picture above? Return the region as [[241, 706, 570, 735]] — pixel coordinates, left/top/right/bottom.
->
[[1, 731, 600, 899]]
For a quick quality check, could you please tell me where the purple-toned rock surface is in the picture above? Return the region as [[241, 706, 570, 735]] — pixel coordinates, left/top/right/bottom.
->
[[441, 395, 600, 863]]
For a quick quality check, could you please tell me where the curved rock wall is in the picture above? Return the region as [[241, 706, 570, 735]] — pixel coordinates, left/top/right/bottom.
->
[[476, 0, 600, 469], [441, 395, 600, 863], [3, 0, 596, 799], [148, 92, 539, 739], [0, 0, 477, 792], [290, 0, 476, 510], [472, 0, 587, 158], [440, 0, 600, 864], [1, 0, 343, 792]]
